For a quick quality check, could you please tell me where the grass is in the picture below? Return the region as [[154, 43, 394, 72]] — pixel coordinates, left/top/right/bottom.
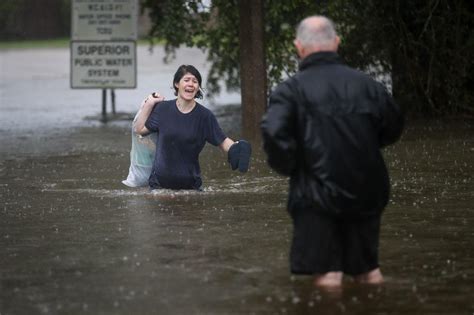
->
[[0, 38, 70, 50], [0, 38, 165, 50]]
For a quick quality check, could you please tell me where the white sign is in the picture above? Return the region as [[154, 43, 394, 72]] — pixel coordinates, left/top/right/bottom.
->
[[71, 41, 136, 88], [72, 0, 138, 41]]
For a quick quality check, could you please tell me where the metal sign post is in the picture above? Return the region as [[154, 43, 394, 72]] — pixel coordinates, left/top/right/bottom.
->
[[70, 0, 138, 122]]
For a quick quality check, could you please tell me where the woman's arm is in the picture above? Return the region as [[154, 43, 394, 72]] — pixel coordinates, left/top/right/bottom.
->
[[133, 93, 164, 135], [219, 137, 235, 152]]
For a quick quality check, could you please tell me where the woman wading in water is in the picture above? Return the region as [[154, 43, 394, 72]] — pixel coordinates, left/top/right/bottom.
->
[[127, 64, 251, 190]]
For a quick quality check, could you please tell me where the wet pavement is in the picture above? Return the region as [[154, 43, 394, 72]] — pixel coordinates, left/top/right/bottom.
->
[[1, 46, 474, 314]]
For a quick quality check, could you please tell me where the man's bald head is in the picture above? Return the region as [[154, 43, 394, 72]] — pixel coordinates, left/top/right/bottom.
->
[[294, 15, 340, 59]]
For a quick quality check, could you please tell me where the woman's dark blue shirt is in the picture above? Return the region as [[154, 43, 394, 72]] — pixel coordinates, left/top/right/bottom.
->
[[145, 99, 226, 190]]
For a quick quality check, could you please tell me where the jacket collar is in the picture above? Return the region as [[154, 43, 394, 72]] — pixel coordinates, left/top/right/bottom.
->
[[298, 51, 343, 71]]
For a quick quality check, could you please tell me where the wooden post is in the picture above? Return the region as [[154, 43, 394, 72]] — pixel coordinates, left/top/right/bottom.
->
[[101, 88, 107, 122], [111, 89, 116, 114], [238, 0, 266, 141]]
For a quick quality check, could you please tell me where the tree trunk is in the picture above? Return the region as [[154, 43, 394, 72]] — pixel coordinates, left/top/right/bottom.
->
[[238, 0, 266, 141]]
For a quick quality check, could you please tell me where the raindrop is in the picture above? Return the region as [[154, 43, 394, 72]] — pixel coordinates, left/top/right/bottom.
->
[[278, 295, 287, 302], [337, 302, 346, 312]]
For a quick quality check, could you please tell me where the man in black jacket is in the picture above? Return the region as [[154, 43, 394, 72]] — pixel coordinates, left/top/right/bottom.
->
[[261, 15, 404, 287]]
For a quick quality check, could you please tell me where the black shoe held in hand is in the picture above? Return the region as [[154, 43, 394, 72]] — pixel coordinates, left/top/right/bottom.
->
[[228, 140, 252, 172]]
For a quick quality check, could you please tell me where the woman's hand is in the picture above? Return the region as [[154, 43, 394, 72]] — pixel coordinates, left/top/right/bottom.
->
[[143, 92, 165, 107]]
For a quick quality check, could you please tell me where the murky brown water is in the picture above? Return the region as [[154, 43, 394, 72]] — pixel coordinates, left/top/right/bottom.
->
[[1, 44, 473, 314], [0, 109, 473, 314]]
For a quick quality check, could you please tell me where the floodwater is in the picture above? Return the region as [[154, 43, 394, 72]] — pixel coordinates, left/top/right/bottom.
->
[[1, 47, 474, 314]]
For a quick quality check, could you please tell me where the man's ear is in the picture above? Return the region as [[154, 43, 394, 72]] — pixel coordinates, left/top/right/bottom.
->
[[335, 36, 341, 50], [294, 39, 304, 58]]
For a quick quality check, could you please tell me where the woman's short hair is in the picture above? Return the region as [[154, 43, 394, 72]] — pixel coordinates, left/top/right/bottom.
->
[[173, 65, 203, 99]]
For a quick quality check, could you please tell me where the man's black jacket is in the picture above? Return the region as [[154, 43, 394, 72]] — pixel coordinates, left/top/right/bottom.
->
[[261, 52, 404, 218]]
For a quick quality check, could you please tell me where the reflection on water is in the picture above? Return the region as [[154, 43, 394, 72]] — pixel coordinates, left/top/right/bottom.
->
[[0, 117, 473, 314]]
